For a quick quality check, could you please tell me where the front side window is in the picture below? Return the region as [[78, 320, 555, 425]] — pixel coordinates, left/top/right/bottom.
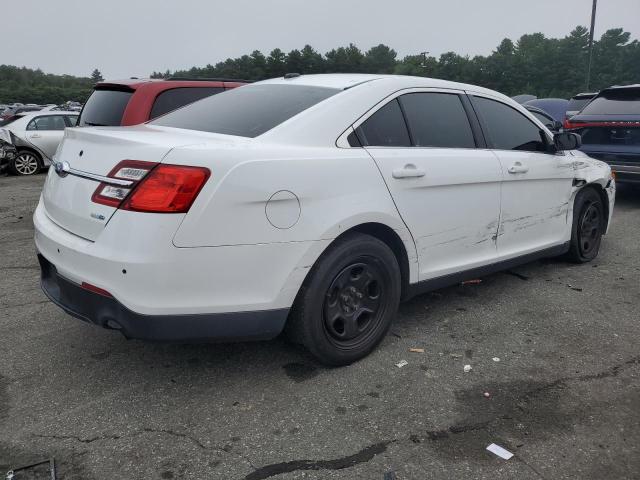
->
[[398, 92, 475, 148], [473, 96, 547, 152], [26, 115, 67, 131], [150, 87, 224, 120], [355, 99, 411, 147], [152, 84, 339, 138]]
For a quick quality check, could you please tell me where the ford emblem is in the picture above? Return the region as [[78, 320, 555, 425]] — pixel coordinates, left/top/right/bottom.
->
[[54, 161, 70, 178]]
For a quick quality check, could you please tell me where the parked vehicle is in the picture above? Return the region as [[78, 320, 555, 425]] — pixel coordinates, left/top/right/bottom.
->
[[565, 84, 640, 185], [524, 98, 569, 123], [0, 105, 43, 122], [525, 105, 562, 132], [35, 74, 615, 365], [512, 94, 537, 104], [0, 111, 78, 175], [566, 92, 597, 119], [77, 78, 248, 127]]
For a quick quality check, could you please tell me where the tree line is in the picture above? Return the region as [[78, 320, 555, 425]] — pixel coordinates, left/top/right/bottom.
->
[[2, 26, 638, 105]]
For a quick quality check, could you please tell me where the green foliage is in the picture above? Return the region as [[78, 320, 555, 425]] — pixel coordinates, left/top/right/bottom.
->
[[91, 68, 104, 82], [165, 27, 638, 98], [0, 65, 94, 104], [3, 27, 638, 104]]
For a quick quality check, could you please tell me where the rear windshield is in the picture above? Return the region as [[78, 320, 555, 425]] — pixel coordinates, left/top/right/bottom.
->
[[78, 89, 133, 127], [580, 89, 640, 115], [152, 84, 340, 137], [567, 98, 592, 112]]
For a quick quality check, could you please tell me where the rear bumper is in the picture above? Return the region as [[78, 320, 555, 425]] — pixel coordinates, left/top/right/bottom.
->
[[39, 254, 289, 342], [582, 151, 640, 184]]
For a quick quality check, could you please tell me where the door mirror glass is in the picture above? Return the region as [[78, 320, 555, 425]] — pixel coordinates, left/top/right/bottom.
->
[[554, 132, 581, 151]]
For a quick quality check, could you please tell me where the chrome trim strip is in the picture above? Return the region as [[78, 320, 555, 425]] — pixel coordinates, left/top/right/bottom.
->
[[53, 162, 133, 187]]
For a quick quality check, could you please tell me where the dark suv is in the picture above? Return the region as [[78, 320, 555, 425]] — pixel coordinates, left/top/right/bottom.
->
[[565, 85, 640, 185], [77, 78, 248, 127]]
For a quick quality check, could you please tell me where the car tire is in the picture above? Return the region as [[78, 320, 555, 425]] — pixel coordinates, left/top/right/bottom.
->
[[286, 233, 401, 366], [565, 187, 606, 263], [10, 150, 42, 176]]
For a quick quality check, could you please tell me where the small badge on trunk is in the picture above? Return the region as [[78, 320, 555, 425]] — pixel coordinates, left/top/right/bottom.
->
[[90, 212, 106, 221], [54, 161, 70, 178]]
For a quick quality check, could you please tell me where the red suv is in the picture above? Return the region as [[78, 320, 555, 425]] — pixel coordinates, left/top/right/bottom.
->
[[77, 78, 247, 127]]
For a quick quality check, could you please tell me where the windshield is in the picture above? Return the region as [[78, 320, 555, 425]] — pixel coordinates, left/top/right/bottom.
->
[[152, 84, 340, 138], [78, 89, 133, 127]]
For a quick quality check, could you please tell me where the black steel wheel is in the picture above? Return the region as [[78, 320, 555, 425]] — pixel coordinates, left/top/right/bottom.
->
[[566, 187, 605, 263], [287, 233, 401, 366]]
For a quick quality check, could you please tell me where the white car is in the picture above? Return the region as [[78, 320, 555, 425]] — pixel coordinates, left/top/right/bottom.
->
[[34, 74, 615, 365], [1, 111, 78, 175]]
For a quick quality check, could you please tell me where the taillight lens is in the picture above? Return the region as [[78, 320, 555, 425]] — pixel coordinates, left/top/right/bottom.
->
[[92, 160, 158, 207], [122, 164, 210, 213], [91, 161, 210, 213]]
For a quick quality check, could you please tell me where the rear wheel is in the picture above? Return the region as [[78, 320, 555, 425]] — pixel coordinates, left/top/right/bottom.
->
[[10, 150, 42, 176], [566, 187, 605, 263], [287, 233, 401, 366]]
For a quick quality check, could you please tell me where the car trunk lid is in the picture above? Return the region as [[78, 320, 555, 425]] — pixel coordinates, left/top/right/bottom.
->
[[41, 125, 216, 241]]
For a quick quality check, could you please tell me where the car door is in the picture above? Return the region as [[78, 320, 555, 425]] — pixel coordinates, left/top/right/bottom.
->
[[25, 115, 67, 159], [470, 94, 575, 257], [354, 89, 502, 280]]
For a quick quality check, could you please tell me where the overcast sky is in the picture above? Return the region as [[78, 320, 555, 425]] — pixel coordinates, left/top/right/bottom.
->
[[6, 0, 640, 79]]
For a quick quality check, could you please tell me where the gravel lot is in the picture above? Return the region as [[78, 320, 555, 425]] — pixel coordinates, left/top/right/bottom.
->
[[1, 173, 639, 480]]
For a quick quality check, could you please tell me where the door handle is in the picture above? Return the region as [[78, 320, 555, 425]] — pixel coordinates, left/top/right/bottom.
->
[[30, 134, 42, 139], [508, 162, 529, 174], [392, 164, 426, 179]]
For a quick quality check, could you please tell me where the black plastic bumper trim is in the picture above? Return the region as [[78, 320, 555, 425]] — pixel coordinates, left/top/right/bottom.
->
[[38, 254, 289, 342]]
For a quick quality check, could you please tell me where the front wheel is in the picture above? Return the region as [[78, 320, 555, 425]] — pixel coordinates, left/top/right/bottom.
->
[[10, 151, 42, 176], [286, 233, 401, 366], [566, 187, 606, 263]]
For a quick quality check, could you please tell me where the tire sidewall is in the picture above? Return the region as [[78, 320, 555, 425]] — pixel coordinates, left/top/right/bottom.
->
[[570, 188, 604, 262], [300, 235, 401, 366]]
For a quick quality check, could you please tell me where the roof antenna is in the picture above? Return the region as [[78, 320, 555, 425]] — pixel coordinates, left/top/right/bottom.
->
[[284, 73, 300, 79]]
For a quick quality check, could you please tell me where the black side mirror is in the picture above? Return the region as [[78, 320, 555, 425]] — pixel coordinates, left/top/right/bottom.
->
[[553, 132, 581, 151]]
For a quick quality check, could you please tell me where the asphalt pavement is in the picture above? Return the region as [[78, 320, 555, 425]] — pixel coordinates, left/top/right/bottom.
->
[[1, 173, 639, 479]]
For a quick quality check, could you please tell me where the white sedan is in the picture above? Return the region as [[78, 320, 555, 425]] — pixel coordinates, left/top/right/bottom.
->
[[1, 111, 78, 175], [34, 74, 615, 365]]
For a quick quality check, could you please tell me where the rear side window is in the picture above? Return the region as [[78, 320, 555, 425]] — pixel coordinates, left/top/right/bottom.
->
[[150, 87, 224, 120], [26, 115, 67, 131], [473, 96, 547, 152], [399, 93, 475, 148], [580, 89, 640, 115], [152, 84, 339, 137], [355, 99, 411, 147], [78, 89, 133, 127]]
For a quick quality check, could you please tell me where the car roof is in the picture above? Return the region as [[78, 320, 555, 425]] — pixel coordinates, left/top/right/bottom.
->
[[256, 73, 509, 98], [13, 111, 78, 119], [96, 78, 249, 90]]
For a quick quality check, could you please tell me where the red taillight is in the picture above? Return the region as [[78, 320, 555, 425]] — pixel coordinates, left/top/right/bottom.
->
[[91, 161, 210, 213], [81, 282, 113, 298], [122, 164, 210, 213], [564, 119, 640, 130]]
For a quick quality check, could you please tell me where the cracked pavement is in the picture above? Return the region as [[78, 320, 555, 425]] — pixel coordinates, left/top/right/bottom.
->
[[1, 174, 639, 479]]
